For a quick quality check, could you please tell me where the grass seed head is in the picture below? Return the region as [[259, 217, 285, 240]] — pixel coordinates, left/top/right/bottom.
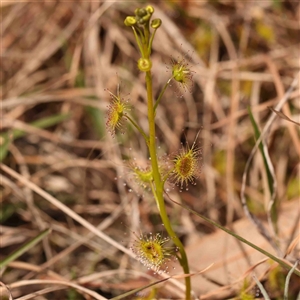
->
[[106, 84, 130, 136]]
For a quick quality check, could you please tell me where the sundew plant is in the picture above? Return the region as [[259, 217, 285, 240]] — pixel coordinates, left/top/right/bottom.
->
[[104, 5, 300, 300], [106, 5, 199, 299]]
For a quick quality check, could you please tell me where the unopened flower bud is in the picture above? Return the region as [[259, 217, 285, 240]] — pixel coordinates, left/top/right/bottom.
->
[[136, 8, 147, 18], [138, 58, 152, 72], [151, 18, 162, 29], [138, 14, 151, 25], [146, 5, 154, 14], [141, 14, 151, 23], [124, 16, 136, 27]]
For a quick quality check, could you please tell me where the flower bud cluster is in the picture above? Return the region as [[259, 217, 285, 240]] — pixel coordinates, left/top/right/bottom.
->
[[124, 6, 162, 73], [124, 6, 156, 27]]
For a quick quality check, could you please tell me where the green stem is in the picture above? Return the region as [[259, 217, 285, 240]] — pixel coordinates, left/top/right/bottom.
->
[[154, 77, 173, 113], [148, 28, 157, 55], [132, 26, 144, 57], [125, 114, 149, 145], [145, 70, 191, 300], [150, 181, 161, 213], [144, 22, 150, 49], [0, 228, 51, 269], [162, 168, 174, 184]]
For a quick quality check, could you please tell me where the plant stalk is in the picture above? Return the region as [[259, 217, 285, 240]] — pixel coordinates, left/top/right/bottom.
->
[[145, 70, 191, 300]]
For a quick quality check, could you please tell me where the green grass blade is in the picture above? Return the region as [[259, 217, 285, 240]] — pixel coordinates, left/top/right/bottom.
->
[[85, 105, 105, 139], [13, 113, 71, 139], [0, 228, 51, 269], [247, 107, 273, 195], [167, 195, 300, 277], [0, 113, 70, 162], [0, 135, 11, 162], [0, 203, 16, 223]]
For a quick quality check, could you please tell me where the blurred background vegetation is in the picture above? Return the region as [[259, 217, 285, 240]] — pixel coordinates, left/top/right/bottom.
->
[[1, 0, 299, 299]]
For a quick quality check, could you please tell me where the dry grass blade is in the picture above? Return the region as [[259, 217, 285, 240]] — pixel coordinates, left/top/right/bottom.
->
[[0, 281, 13, 300], [252, 274, 271, 300], [284, 234, 300, 258], [15, 286, 65, 300], [110, 264, 213, 300], [0, 163, 134, 258], [284, 260, 299, 300], [269, 107, 300, 126], [5, 280, 107, 300]]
